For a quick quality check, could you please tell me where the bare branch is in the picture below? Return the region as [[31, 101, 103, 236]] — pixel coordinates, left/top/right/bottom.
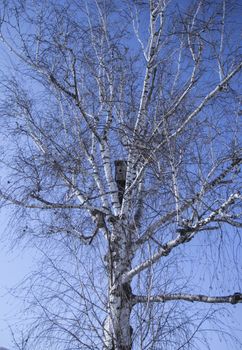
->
[[133, 292, 242, 305], [123, 193, 241, 282]]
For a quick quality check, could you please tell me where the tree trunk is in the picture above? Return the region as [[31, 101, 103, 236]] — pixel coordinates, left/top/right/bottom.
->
[[104, 223, 133, 350]]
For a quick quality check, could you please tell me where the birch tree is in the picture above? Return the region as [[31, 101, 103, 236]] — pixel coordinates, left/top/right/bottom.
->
[[0, 0, 242, 349]]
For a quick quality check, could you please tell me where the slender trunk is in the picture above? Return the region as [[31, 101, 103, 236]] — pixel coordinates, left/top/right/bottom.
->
[[104, 223, 133, 350]]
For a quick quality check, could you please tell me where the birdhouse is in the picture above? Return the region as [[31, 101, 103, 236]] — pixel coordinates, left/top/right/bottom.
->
[[114, 160, 127, 204], [114, 160, 127, 182]]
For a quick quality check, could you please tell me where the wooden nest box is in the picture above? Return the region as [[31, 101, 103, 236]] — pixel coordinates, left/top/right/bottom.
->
[[115, 160, 127, 181], [114, 160, 127, 204]]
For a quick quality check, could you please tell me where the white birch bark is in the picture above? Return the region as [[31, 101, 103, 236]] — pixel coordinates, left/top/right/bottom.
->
[[104, 222, 134, 350]]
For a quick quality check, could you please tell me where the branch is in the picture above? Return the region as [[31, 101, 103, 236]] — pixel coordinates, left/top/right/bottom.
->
[[170, 62, 242, 139], [79, 139, 110, 209], [0, 189, 109, 215], [187, 192, 241, 231], [123, 193, 240, 283], [100, 140, 120, 215], [122, 3, 165, 216], [137, 158, 241, 245], [124, 64, 241, 201], [133, 292, 242, 305]]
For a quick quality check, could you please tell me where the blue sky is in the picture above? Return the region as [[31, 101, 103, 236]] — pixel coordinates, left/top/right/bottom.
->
[[0, 208, 39, 349]]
